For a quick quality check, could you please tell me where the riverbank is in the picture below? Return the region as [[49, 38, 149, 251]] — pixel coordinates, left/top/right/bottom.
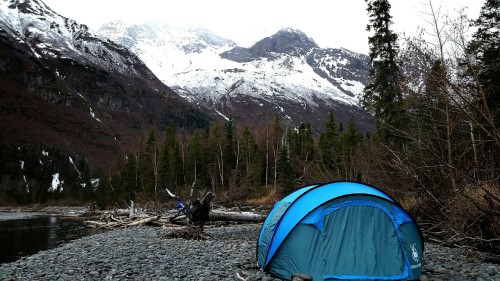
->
[[0, 211, 48, 221], [0, 206, 88, 217], [0, 223, 498, 281]]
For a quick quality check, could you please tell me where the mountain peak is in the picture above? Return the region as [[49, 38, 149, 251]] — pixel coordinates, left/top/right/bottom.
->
[[274, 28, 317, 44], [219, 28, 319, 62], [249, 28, 318, 57]]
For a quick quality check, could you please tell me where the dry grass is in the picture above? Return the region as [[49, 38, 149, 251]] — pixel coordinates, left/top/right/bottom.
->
[[246, 186, 280, 206]]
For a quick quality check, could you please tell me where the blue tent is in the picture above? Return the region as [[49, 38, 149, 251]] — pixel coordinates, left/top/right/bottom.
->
[[257, 181, 423, 280]]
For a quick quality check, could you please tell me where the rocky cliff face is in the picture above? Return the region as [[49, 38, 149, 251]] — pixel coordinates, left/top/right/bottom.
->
[[0, 0, 210, 170], [98, 24, 373, 132]]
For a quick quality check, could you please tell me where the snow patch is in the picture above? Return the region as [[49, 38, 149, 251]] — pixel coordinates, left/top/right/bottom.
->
[[91, 178, 100, 188], [23, 175, 29, 193], [69, 156, 82, 177], [49, 173, 63, 192], [89, 108, 102, 123], [214, 108, 229, 121]]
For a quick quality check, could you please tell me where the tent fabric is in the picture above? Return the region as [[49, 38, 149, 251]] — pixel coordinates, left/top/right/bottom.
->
[[256, 181, 423, 281]]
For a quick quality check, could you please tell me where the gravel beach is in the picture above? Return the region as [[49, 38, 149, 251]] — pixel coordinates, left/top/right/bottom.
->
[[0, 223, 498, 281]]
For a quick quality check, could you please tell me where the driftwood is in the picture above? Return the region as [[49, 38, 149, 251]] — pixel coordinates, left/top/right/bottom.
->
[[84, 213, 160, 229], [209, 210, 265, 223], [127, 215, 160, 227], [84, 208, 264, 229], [83, 193, 265, 229]]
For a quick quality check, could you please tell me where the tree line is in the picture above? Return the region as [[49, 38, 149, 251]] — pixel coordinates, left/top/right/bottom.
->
[[95, 114, 366, 205], [0, 113, 369, 207], [0, 0, 497, 252], [361, 0, 499, 251]]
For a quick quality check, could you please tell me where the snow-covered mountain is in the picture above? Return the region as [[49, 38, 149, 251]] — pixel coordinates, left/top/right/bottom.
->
[[0, 0, 209, 169], [0, 0, 155, 78], [98, 23, 373, 131]]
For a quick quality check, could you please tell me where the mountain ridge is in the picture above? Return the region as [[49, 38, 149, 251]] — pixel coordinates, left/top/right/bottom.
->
[[98, 22, 373, 131], [0, 0, 211, 171]]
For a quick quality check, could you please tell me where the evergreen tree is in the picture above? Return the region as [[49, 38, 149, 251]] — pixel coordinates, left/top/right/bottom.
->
[[466, 0, 500, 127], [289, 123, 315, 184], [364, 0, 404, 135], [276, 142, 294, 193], [289, 123, 314, 162], [239, 127, 262, 190], [121, 154, 138, 201], [206, 122, 225, 190], [79, 157, 93, 202], [339, 118, 364, 180], [139, 131, 157, 198], [225, 116, 237, 176], [158, 123, 182, 194], [318, 112, 340, 175], [271, 117, 285, 189], [186, 129, 204, 189], [94, 168, 114, 208]]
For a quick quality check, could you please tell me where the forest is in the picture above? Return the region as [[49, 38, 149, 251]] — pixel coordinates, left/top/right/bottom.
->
[[0, 0, 498, 252]]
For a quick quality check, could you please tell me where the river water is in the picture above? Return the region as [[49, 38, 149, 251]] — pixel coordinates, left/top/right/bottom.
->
[[0, 212, 106, 264]]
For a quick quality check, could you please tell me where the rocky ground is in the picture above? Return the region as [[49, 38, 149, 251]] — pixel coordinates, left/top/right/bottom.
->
[[0, 223, 498, 281]]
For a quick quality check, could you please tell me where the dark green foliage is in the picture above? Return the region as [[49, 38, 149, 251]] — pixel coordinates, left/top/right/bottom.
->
[[0, 144, 98, 204], [276, 143, 294, 193], [158, 123, 183, 195], [239, 127, 262, 189], [163, 108, 210, 132], [139, 131, 157, 198], [205, 122, 224, 190], [186, 129, 204, 189], [288, 123, 315, 185], [119, 154, 139, 201], [224, 117, 237, 184], [318, 112, 340, 175], [93, 168, 116, 209], [466, 0, 500, 127], [338, 118, 364, 180], [364, 0, 405, 137], [289, 123, 314, 163]]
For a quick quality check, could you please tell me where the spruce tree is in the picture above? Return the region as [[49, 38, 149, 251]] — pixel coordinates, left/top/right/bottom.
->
[[240, 127, 262, 189], [159, 123, 182, 194], [121, 154, 138, 201], [186, 129, 204, 189], [466, 0, 500, 127], [364, 0, 404, 136], [225, 117, 237, 174], [318, 112, 340, 173], [139, 131, 157, 198], [339, 118, 364, 180], [276, 143, 294, 193], [206, 122, 225, 190]]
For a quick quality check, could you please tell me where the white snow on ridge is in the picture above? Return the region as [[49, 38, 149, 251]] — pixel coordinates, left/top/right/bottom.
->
[[96, 21, 363, 109], [173, 54, 358, 106], [0, 2, 144, 76]]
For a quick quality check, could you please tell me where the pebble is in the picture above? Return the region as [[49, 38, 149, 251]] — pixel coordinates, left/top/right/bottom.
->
[[0, 224, 498, 281]]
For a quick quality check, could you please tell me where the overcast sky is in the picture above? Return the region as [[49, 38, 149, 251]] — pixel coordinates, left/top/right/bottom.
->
[[42, 0, 483, 54]]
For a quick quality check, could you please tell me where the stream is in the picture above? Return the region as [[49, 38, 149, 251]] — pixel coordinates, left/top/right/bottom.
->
[[0, 212, 106, 264]]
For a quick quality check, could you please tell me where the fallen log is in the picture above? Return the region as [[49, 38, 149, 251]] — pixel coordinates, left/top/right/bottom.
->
[[209, 210, 265, 223], [85, 220, 121, 229], [127, 215, 160, 227]]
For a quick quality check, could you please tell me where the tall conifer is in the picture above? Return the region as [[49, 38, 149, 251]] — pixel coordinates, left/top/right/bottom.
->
[[364, 0, 404, 136]]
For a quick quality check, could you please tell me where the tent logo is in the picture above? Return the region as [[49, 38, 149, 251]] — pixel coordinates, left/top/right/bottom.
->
[[410, 244, 419, 263]]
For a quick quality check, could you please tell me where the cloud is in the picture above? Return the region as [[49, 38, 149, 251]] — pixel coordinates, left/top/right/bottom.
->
[[43, 0, 483, 55]]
